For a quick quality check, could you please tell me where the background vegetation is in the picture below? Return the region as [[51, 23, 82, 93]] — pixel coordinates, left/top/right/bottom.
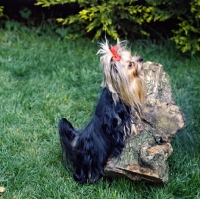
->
[[0, 22, 200, 198], [35, 0, 200, 54], [0, 6, 4, 17], [1, 0, 200, 54]]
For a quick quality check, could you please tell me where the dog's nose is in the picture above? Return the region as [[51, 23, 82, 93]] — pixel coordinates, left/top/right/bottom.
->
[[138, 57, 143, 62]]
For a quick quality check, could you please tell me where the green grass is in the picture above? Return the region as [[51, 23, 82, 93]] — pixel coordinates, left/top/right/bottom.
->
[[0, 25, 200, 199]]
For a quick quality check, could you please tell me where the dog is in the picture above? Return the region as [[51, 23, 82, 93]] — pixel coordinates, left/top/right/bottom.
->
[[58, 39, 145, 184]]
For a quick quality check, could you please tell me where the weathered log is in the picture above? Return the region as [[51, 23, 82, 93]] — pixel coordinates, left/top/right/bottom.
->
[[104, 61, 186, 183]]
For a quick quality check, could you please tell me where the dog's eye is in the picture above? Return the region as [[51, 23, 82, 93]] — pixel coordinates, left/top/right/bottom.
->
[[138, 57, 143, 62], [128, 62, 132, 67]]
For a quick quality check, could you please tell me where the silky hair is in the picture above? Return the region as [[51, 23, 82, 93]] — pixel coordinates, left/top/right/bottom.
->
[[58, 39, 146, 184], [97, 39, 145, 110]]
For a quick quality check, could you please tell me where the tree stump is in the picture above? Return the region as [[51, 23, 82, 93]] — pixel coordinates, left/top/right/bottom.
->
[[104, 61, 186, 183]]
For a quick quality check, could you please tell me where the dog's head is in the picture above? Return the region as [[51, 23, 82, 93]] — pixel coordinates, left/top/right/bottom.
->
[[97, 39, 145, 108]]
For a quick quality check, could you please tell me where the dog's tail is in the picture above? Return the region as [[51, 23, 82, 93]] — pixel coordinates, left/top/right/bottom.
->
[[58, 118, 77, 170]]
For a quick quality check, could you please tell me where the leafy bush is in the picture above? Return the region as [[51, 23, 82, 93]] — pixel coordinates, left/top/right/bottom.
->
[[36, 0, 199, 54], [0, 6, 4, 17], [145, 0, 200, 54], [171, 0, 200, 54], [35, 0, 153, 40]]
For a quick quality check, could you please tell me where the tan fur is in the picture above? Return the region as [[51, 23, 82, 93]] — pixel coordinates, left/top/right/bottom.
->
[[97, 39, 145, 113]]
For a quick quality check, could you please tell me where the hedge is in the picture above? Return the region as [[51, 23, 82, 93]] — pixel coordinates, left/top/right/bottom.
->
[[1, 0, 200, 54], [34, 0, 200, 54], [0, 6, 4, 17]]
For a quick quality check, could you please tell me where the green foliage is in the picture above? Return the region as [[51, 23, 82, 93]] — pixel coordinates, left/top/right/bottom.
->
[[35, 0, 200, 54], [0, 6, 4, 17], [143, 0, 200, 54], [19, 7, 32, 19], [36, 0, 154, 39], [35, 0, 76, 7], [170, 0, 200, 54]]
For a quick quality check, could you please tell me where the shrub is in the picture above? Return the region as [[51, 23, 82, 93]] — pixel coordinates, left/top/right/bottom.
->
[[35, 0, 153, 40], [171, 0, 200, 54], [34, 0, 199, 54], [145, 0, 200, 54], [0, 6, 4, 17]]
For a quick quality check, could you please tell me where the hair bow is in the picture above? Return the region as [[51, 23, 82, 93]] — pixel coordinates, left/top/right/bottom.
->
[[110, 45, 121, 61]]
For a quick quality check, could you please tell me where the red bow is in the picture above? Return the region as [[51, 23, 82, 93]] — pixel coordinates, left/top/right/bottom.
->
[[110, 45, 121, 61]]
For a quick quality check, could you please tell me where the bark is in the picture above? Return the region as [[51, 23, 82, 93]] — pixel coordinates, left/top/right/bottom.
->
[[104, 62, 186, 183]]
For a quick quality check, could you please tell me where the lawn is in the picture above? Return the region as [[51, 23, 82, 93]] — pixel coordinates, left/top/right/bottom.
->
[[0, 24, 200, 199]]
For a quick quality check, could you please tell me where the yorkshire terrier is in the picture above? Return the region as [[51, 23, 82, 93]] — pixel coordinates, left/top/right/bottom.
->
[[58, 39, 145, 184]]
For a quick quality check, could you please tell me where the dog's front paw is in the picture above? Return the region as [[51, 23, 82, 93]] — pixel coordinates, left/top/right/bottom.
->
[[88, 171, 104, 184], [73, 172, 87, 184]]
